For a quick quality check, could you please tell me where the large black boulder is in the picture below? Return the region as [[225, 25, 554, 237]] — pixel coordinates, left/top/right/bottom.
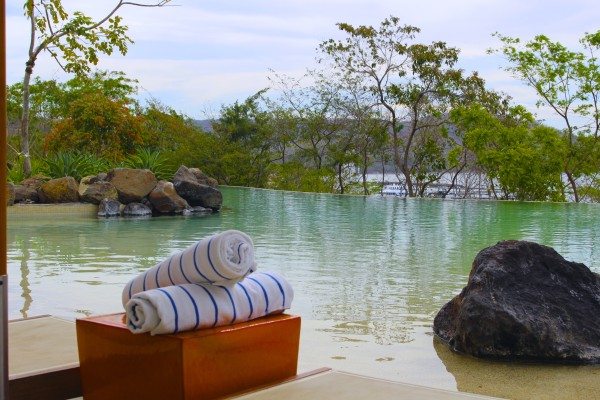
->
[[434, 240, 600, 364], [172, 165, 222, 210]]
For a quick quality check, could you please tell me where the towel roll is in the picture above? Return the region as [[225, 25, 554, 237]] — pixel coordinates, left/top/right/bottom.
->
[[125, 271, 293, 335], [122, 230, 257, 306]]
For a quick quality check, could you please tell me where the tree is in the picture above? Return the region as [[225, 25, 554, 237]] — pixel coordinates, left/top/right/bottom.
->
[[44, 91, 144, 161], [320, 16, 491, 197], [452, 104, 567, 201], [19, 0, 171, 176], [493, 31, 600, 202], [210, 91, 275, 187], [319, 17, 417, 193]]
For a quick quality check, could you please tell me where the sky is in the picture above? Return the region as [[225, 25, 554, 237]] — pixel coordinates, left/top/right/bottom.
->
[[5, 0, 600, 124]]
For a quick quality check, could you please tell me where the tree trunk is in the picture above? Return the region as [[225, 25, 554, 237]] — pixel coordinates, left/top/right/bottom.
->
[[403, 167, 414, 197], [20, 59, 34, 177], [337, 163, 344, 194], [361, 149, 369, 195], [566, 171, 579, 203]]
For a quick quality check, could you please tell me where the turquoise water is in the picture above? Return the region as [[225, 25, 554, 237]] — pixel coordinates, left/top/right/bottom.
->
[[7, 187, 600, 399]]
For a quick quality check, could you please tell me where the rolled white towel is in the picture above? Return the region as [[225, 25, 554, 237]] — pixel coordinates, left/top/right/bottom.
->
[[122, 230, 257, 306], [125, 271, 293, 335]]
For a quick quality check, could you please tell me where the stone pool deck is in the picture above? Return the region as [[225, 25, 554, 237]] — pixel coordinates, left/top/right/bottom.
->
[[8, 203, 98, 218], [7, 316, 500, 399]]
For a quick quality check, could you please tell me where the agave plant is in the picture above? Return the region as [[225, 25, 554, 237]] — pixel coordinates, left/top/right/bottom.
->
[[123, 148, 174, 180], [7, 156, 45, 183], [42, 152, 110, 181]]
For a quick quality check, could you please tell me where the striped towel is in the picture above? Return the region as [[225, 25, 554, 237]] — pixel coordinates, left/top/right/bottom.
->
[[125, 271, 293, 335], [122, 230, 257, 306]]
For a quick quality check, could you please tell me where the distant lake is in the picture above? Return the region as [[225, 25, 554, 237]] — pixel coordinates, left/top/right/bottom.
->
[[7, 187, 600, 399]]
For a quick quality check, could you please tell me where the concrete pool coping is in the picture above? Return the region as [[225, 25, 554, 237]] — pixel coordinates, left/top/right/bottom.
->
[[8, 203, 98, 218], [8, 316, 502, 400]]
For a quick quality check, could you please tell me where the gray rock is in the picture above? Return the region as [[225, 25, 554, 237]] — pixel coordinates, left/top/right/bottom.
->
[[80, 182, 119, 205], [123, 202, 153, 217], [96, 172, 108, 182], [148, 180, 189, 214], [182, 206, 213, 216], [21, 176, 49, 189], [14, 185, 39, 203], [172, 165, 222, 210], [107, 168, 158, 204], [434, 240, 600, 364], [37, 177, 79, 203], [98, 198, 122, 217], [189, 167, 218, 188]]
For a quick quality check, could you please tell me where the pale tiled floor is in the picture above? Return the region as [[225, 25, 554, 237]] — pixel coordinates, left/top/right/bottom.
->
[[9, 316, 500, 399]]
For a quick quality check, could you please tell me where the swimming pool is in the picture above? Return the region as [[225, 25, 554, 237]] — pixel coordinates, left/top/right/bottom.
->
[[8, 187, 600, 399]]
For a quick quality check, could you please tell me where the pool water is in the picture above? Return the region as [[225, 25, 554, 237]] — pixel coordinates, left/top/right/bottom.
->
[[7, 187, 600, 399]]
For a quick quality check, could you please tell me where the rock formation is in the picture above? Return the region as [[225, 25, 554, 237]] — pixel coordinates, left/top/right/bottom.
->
[[107, 168, 158, 204], [434, 240, 600, 364], [172, 165, 222, 210], [37, 177, 79, 203]]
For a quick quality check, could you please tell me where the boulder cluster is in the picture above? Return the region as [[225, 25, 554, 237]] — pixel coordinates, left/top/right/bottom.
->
[[7, 165, 222, 218]]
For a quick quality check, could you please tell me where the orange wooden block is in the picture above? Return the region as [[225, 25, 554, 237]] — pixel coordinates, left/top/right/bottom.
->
[[76, 313, 300, 400]]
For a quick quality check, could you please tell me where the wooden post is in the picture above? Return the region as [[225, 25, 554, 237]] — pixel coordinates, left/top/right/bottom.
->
[[0, 0, 9, 397]]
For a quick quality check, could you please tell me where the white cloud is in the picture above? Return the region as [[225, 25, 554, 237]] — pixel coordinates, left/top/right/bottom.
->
[[5, 0, 600, 122]]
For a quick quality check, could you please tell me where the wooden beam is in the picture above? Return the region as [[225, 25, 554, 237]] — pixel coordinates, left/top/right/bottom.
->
[[1, 1, 9, 398], [0, 0, 7, 278]]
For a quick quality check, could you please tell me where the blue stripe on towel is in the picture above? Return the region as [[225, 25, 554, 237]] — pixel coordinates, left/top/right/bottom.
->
[[157, 288, 179, 334], [142, 271, 147, 291], [197, 285, 219, 327], [127, 280, 134, 300], [237, 243, 244, 264], [248, 276, 269, 313], [237, 282, 254, 318], [167, 257, 175, 285], [219, 286, 237, 323], [207, 238, 229, 280], [155, 263, 161, 287], [177, 285, 200, 330], [192, 242, 214, 283], [179, 253, 192, 283], [264, 272, 286, 307]]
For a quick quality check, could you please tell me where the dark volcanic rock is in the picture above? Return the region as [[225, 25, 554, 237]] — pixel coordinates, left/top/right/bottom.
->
[[123, 202, 152, 217], [14, 185, 39, 203], [172, 165, 222, 210], [98, 199, 121, 217], [434, 240, 600, 364], [189, 167, 218, 188]]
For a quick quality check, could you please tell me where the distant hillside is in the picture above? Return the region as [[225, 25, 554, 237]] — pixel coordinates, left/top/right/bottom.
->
[[193, 119, 214, 132]]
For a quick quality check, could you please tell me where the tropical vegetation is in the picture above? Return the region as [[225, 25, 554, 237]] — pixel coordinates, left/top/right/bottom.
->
[[6, 8, 600, 202]]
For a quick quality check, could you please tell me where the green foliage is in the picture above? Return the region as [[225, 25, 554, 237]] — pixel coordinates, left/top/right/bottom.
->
[[44, 91, 144, 162], [209, 91, 274, 187], [453, 104, 567, 201], [493, 30, 600, 201], [42, 152, 109, 181], [7, 157, 44, 184], [319, 16, 506, 196], [123, 148, 174, 181], [267, 163, 336, 193], [579, 179, 600, 202]]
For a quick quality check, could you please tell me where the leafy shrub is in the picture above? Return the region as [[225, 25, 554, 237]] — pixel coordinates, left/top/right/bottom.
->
[[42, 152, 110, 181], [7, 156, 45, 184], [123, 148, 174, 180], [267, 162, 335, 193]]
